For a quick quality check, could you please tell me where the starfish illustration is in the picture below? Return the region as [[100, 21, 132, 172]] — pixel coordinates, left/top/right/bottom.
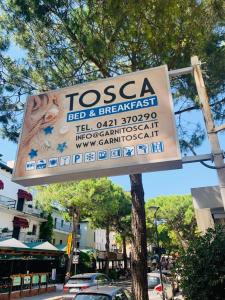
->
[[57, 142, 68, 153], [28, 149, 38, 159], [43, 126, 54, 135]]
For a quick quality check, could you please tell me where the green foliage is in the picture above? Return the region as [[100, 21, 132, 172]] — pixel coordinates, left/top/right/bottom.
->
[[77, 251, 95, 274], [113, 191, 132, 235], [39, 213, 53, 242], [0, 0, 224, 148], [146, 195, 197, 252], [177, 225, 225, 300], [35, 177, 131, 236], [35, 181, 89, 220], [75, 178, 131, 233]]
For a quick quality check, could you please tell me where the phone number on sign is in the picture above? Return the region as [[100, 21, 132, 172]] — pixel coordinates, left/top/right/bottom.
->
[[75, 112, 158, 133]]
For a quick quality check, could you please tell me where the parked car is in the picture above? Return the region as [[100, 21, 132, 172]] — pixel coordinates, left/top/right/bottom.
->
[[63, 273, 111, 299], [148, 272, 174, 300], [74, 285, 132, 300]]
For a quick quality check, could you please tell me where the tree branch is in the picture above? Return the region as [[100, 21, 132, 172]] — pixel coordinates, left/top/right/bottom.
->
[[175, 98, 225, 115]]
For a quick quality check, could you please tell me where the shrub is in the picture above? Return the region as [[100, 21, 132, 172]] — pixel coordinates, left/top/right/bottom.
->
[[177, 225, 225, 300]]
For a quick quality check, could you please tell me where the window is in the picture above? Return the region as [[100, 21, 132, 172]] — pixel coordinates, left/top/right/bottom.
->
[[68, 277, 92, 284], [147, 276, 160, 289], [32, 225, 37, 235], [77, 242, 80, 248], [61, 220, 64, 227], [60, 239, 63, 245]]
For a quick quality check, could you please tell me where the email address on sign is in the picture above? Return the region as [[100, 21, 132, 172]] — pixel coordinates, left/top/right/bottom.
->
[[75, 122, 159, 141], [75, 131, 159, 149]]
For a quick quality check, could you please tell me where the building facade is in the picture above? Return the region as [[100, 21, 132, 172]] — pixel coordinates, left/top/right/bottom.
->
[[79, 221, 117, 251], [52, 209, 73, 246], [0, 161, 120, 260], [191, 185, 225, 233], [0, 161, 46, 243]]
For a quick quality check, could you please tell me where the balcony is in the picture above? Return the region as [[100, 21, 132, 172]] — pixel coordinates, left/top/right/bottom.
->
[[0, 229, 13, 240], [19, 231, 43, 243], [0, 194, 46, 219], [53, 222, 81, 235], [0, 229, 43, 243], [22, 205, 46, 219], [54, 222, 71, 233], [0, 195, 16, 209]]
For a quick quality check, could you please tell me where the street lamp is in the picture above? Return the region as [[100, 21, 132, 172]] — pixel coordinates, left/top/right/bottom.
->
[[149, 206, 165, 300]]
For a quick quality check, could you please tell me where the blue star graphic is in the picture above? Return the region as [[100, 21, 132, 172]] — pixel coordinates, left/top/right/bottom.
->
[[57, 142, 67, 153], [28, 149, 38, 159], [43, 126, 54, 135]]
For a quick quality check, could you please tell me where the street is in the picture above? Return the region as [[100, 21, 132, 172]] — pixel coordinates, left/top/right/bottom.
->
[[18, 283, 184, 300]]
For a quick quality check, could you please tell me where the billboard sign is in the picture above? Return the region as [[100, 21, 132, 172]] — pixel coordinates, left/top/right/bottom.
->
[[13, 65, 181, 186]]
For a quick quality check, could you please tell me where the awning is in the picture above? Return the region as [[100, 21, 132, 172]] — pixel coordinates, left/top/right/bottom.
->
[[25, 241, 59, 251], [13, 216, 29, 228], [17, 189, 33, 201], [0, 238, 28, 249], [0, 180, 4, 190], [55, 244, 67, 251]]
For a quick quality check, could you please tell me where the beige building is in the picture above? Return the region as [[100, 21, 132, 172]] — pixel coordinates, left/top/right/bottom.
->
[[51, 209, 74, 246], [191, 185, 225, 233], [79, 221, 117, 251]]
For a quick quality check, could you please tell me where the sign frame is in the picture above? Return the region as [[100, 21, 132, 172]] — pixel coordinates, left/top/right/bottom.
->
[[12, 65, 182, 186]]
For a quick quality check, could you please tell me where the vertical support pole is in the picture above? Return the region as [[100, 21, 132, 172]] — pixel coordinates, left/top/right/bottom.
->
[[46, 273, 48, 291], [74, 261, 77, 276], [9, 277, 12, 299], [191, 56, 225, 209], [154, 215, 165, 300], [29, 275, 32, 295], [38, 274, 41, 294], [66, 207, 80, 276], [20, 276, 23, 297]]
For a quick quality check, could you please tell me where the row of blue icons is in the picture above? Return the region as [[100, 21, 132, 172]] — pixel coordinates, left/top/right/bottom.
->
[[25, 142, 164, 171]]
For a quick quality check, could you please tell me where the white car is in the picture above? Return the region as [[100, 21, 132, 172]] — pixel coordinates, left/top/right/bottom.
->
[[63, 273, 111, 299], [74, 286, 132, 300], [148, 272, 174, 300]]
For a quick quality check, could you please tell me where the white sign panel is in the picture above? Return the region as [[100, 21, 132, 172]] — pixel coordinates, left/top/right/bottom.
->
[[72, 255, 79, 264], [13, 65, 181, 186]]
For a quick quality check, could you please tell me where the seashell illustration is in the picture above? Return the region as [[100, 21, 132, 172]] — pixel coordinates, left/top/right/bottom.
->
[[44, 103, 59, 122]]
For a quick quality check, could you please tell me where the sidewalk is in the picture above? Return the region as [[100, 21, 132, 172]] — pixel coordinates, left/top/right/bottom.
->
[[19, 285, 63, 300], [19, 291, 63, 300]]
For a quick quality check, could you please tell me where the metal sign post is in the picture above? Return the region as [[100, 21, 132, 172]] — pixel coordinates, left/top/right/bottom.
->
[[191, 56, 225, 210], [168, 57, 225, 210]]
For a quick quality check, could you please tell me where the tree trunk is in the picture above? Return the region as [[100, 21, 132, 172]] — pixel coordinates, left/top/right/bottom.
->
[[105, 224, 110, 275], [122, 235, 128, 270], [130, 174, 148, 300]]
